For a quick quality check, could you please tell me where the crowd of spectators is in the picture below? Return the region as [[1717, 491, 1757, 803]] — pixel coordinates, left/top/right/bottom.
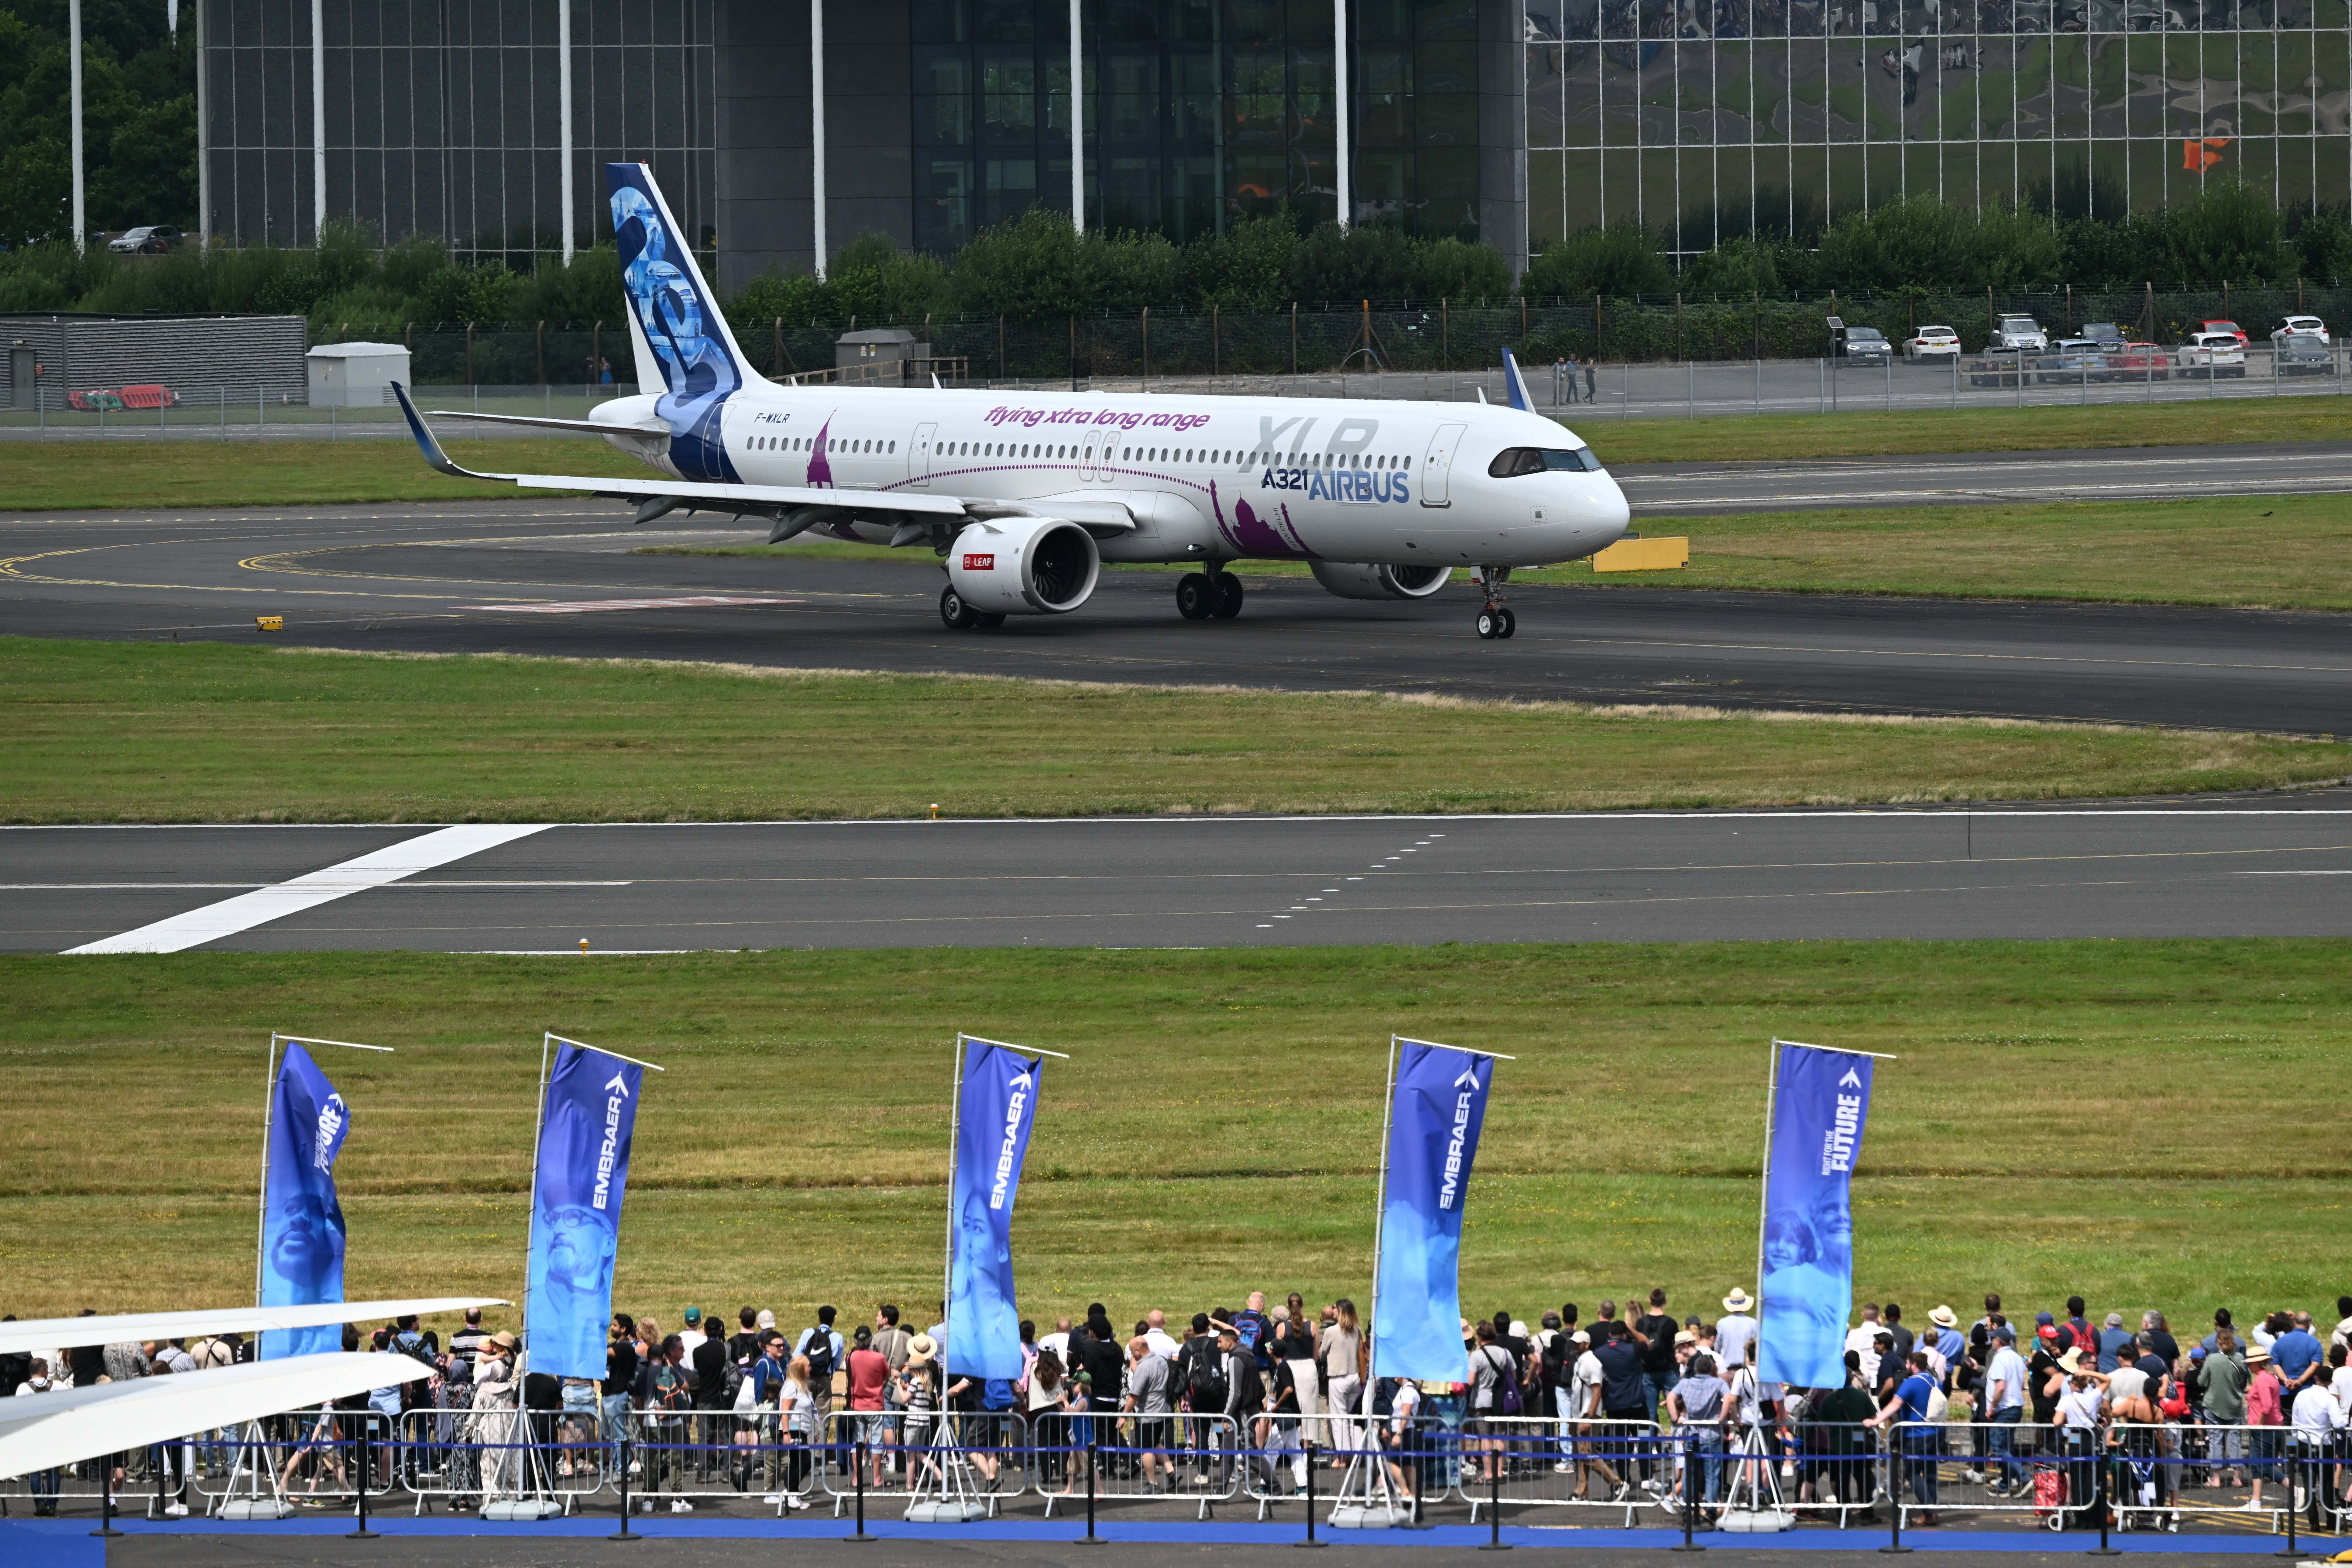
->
[[11, 1288, 2351, 1527]]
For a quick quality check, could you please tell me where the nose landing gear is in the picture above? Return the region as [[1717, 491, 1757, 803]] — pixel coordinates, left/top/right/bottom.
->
[[1473, 565, 1516, 639]]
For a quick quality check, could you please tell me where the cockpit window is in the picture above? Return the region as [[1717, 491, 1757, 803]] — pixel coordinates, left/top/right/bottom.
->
[[1488, 445, 1605, 478]]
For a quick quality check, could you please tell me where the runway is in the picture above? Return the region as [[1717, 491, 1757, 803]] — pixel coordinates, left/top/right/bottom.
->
[[3, 492, 2348, 733], [10, 802, 2350, 953], [1613, 440, 2352, 513]]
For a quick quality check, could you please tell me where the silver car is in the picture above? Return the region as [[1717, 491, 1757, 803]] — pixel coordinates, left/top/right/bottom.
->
[[1989, 314, 2048, 353]]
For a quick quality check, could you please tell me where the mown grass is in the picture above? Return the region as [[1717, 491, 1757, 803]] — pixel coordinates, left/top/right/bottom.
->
[[4, 396, 2347, 511], [2, 941, 2342, 1324], [2, 638, 2339, 825], [645, 493, 2352, 612]]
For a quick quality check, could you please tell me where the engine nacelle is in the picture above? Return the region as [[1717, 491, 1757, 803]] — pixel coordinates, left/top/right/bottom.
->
[[1308, 561, 1454, 602], [946, 517, 1100, 615]]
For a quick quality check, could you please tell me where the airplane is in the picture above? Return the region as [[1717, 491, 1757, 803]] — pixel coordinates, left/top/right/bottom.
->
[[0, 1296, 506, 1484], [393, 162, 1633, 641]]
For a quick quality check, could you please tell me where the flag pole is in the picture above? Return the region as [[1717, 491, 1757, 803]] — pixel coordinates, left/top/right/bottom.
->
[[944, 1034, 967, 1318], [1366, 1035, 1400, 1377], [520, 1032, 557, 1360], [1753, 1040, 1780, 1336]]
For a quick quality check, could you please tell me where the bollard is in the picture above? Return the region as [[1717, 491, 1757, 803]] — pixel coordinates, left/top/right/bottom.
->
[[93, 1457, 122, 1537], [1880, 1458, 1909, 1554], [611, 1430, 638, 1540], [1076, 1435, 1103, 1544], [1479, 1442, 1511, 1550], [2276, 1459, 2299, 1560], [1296, 1440, 1326, 1548], [2089, 1441, 2120, 1556], [1669, 1433, 1704, 1552], [154, 1439, 169, 1519], [845, 1439, 874, 1542], [348, 1415, 377, 1538]]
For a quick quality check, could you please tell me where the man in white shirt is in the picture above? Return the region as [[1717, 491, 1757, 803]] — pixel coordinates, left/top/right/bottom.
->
[[1983, 1326, 2030, 1495], [1568, 1333, 1626, 1501], [2290, 1379, 2346, 1516], [1715, 1291, 1758, 1376], [1142, 1309, 1183, 1361], [1038, 1316, 1073, 1361], [1846, 1305, 1885, 1388]]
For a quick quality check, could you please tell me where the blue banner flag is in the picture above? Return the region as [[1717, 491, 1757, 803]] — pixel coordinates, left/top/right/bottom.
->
[[946, 1038, 1041, 1383], [258, 1043, 353, 1360], [1371, 1041, 1495, 1384], [1758, 1042, 1875, 1389], [525, 1042, 645, 1382]]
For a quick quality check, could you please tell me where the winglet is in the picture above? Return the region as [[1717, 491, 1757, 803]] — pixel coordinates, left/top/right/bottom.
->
[[1502, 347, 1533, 413], [391, 381, 499, 481]]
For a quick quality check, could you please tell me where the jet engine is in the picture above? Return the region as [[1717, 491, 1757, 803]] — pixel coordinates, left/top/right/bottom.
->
[[1307, 561, 1454, 601], [945, 516, 1101, 615]]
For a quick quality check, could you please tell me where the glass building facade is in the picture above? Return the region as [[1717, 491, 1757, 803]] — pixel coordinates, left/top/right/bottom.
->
[[204, 0, 716, 257], [1523, 0, 2352, 254], [907, 0, 1485, 252]]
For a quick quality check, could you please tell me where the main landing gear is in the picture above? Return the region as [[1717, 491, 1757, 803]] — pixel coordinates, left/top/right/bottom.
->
[[1473, 565, 1516, 639], [939, 585, 1006, 631], [1176, 569, 1244, 621]]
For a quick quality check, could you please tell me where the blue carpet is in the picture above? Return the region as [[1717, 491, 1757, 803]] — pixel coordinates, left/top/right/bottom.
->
[[3, 1515, 2346, 1553]]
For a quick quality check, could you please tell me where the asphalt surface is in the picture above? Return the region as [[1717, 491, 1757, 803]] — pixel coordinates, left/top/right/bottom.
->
[[2, 487, 2347, 734], [11, 803, 2350, 953], [1615, 440, 2352, 513]]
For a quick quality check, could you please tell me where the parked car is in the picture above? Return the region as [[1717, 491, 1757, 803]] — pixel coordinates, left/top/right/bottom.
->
[[1989, 313, 2048, 352], [2039, 338, 2112, 382], [2270, 314, 2330, 346], [106, 225, 182, 254], [2274, 335, 2333, 375], [2079, 322, 2127, 347], [2197, 317, 2248, 346], [2103, 342, 2172, 381], [1834, 324, 1894, 364], [1966, 348, 2032, 386], [2177, 331, 2247, 375], [1904, 324, 1962, 361]]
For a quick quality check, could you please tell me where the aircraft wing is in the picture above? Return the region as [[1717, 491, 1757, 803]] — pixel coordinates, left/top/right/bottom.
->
[[421, 409, 672, 438], [393, 381, 962, 520], [0, 1353, 430, 1482], [0, 1297, 508, 1359]]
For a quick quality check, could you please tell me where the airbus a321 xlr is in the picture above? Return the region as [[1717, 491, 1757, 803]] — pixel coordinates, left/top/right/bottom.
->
[[394, 162, 1633, 640]]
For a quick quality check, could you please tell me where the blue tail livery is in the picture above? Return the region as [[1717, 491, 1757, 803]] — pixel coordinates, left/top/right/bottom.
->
[[1501, 348, 1533, 413], [608, 162, 747, 483]]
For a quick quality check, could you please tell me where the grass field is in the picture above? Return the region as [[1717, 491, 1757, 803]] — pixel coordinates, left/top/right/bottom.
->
[[5, 396, 2349, 511], [646, 492, 2352, 612], [3, 638, 2339, 824], [3, 940, 2341, 1327]]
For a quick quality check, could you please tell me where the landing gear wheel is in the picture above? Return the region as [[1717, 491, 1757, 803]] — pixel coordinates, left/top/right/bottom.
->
[[939, 585, 981, 630], [974, 612, 1006, 629], [1175, 572, 1215, 620], [1211, 572, 1245, 619], [1476, 609, 1503, 639], [1497, 607, 1517, 639]]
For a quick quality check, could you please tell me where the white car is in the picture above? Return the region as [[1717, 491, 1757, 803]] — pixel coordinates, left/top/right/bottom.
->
[[1904, 325, 1962, 361], [1989, 314, 2048, 353], [2271, 314, 2330, 347], [2177, 331, 2247, 376]]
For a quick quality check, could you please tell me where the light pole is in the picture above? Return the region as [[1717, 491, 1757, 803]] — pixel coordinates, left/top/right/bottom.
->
[[69, 0, 84, 252]]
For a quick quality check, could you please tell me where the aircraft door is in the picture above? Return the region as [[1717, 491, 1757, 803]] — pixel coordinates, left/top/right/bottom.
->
[[911, 422, 938, 486], [1081, 435, 1100, 482], [1420, 422, 1467, 507]]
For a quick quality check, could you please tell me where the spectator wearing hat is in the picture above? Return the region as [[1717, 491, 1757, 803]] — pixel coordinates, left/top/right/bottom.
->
[[2053, 1347, 2108, 1513], [1927, 1307, 1965, 1376], [2245, 1345, 2286, 1510], [896, 1334, 943, 1488], [1716, 1291, 1757, 1375]]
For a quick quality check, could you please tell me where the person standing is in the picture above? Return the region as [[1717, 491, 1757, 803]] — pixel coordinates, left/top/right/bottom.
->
[[1631, 1290, 1680, 1426], [1716, 1291, 1758, 1375], [845, 1325, 892, 1491], [1668, 1353, 1732, 1514], [1320, 1300, 1362, 1460], [1983, 1326, 2030, 1495], [14, 1360, 64, 1514], [1124, 1335, 1176, 1492], [2246, 1347, 2287, 1511], [1584, 356, 1598, 403]]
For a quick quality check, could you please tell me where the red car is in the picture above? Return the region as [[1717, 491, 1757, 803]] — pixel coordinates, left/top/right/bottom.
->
[[2198, 318, 2248, 346], [2104, 343, 2172, 380]]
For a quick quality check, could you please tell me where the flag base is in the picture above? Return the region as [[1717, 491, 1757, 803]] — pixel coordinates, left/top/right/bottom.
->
[[1329, 1503, 1415, 1529], [1720, 1508, 1796, 1533], [905, 1500, 990, 1523], [481, 1498, 565, 1521], [217, 1500, 295, 1521]]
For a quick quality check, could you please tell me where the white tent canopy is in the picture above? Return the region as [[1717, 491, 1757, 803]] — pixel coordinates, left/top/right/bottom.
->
[[0, 1297, 507, 1360], [0, 1352, 430, 1482]]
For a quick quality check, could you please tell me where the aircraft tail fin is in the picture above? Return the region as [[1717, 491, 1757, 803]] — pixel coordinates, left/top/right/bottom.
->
[[606, 162, 763, 402], [1502, 347, 1534, 412]]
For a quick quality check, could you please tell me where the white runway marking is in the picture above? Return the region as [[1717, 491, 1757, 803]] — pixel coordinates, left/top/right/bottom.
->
[[62, 825, 553, 953], [450, 596, 796, 613]]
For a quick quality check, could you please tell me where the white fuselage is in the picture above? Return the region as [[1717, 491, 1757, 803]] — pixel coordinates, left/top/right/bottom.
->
[[592, 382, 1631, 570]]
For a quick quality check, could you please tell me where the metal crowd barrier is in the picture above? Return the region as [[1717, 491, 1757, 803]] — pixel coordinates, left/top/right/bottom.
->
[[1442, 1415, 1676, 1525], [397, 1405, 601, 1515], [1008, 1411, 1241, 1520]]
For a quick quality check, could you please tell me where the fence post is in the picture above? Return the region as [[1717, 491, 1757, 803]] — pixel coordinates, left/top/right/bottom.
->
[[1298, 1440, 1325, 1547], [1141, 306, 1150, 388], [218, 384, 224, 441], [536, 319, 546, 386], [2090, 1436, 2120, 1555], [1687, 360, 1694, 418], [1442, 298, 1450, 371], [1670, 1434, 1703, 1552], [465, 323, 474, 386], [346, 1413, 376, 1538], [1069, 314, 1078, 391], [1213, 303, 1220, 378], [259, 385, 266, 429], [2276, 1452, 2299, 1559], [846, 1437, 874, 1542], [611, 1428, 638, 1540], [1077, 1435, 1102, 1544], [1291, 301, 1299, 376], [1480, 1447, 1510, 1549], [998, 314, 1006, 382]]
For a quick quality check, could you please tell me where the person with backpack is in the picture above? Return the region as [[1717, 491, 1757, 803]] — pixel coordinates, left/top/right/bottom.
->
[[1176, 1313, 1228, 1484], [643, 1335, 696, 1512], [1466, 1321, 1523, 1486], [794, 1307, 845, 1451]]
